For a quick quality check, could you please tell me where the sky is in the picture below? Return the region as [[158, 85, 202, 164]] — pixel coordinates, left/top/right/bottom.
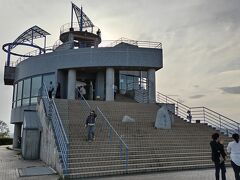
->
[[0, 0, 239, 133]]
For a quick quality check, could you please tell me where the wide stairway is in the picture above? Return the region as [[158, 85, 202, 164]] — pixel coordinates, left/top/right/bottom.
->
[[54, 99, 231, 179]]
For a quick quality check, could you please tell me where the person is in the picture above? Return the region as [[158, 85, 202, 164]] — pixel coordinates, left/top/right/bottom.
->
[[114, 85, 118, 99], [85, 110, 97, 142], [96, 28, 101, 36], [210, 133, 227, 180], [79, 86, 86, 99], [227, 133, 240, 180], [48, 81, 54, 99], [55, 82, 61, 98], [187, 110, 192, 123]]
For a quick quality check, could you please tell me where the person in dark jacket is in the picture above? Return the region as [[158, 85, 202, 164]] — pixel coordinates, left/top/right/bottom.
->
[[85, 110, 97, 142], [210, 133, 227, 180]]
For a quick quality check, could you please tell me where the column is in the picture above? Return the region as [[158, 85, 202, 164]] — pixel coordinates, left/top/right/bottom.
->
[[67, 69, 76, 99], [13, 123, 22, 148], [95, 71, 105, 100], [148, 69, 156, 103], [106, 68, 114, 101]]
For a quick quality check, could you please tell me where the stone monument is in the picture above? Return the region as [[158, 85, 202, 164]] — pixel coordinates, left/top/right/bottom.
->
[[155, 105, 172, 129]]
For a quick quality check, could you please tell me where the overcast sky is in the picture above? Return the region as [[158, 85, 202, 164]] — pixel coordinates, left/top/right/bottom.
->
[[0, 0, 239, 132]]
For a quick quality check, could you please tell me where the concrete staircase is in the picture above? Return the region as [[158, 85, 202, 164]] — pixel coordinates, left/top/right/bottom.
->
[[54, 99, 231, 179]]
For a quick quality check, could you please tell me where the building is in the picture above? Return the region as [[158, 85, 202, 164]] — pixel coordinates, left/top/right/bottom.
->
[[3, 3, 238, 179], [2, 3, 162, 156]]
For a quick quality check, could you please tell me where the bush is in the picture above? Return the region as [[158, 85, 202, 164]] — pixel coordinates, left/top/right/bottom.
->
[[0, 138, 13, 145]]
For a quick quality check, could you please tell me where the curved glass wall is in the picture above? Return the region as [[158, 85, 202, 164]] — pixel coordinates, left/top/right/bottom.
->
[[12, 73, 55, 108]]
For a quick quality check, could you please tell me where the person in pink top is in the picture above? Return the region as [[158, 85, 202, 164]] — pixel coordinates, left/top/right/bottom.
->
[[227, 133, 240, 180]]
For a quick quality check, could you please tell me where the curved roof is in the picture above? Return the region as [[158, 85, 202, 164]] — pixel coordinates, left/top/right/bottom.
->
[[12, 25, 50, 48]]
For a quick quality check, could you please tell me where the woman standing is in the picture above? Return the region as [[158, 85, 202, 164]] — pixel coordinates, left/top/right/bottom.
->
[[227, 133, 240, 180]]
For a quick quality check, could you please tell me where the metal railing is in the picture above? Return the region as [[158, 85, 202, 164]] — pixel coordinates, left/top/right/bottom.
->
[[99, 38, 162, 49], [156, 92, 240, 136], [8, 37, 161, 67], [41, 83, 69, 175], [60, 22, 100, 35], [76, 88, 129, 171]]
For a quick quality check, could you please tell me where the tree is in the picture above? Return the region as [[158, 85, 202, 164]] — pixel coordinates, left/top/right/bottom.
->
[[0, 120, 9, 138]]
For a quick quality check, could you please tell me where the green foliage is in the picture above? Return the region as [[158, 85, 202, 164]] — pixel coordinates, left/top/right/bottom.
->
[[0, 120, 10, 138], [0, 138, 13, 145]]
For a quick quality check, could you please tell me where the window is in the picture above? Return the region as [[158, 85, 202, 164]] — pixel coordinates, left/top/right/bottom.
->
[[31, 76, 42, 97], [16, 81, 23, 107], [12, 73, 55, 108], [12, 83, 18, 108], [30, 76, 42, 105], [23, 78, 31, 99], [43, 74, 55, 90]]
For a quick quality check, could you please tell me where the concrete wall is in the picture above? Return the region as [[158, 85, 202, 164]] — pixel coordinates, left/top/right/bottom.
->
[[37, 100, 63, 175], [22, 110, 41, 160], [15, 47, 162, 81], [11, 105, 36, 123]]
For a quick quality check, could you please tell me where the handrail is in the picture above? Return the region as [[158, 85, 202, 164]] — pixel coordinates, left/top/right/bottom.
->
[[76, 88, 128, 171], [41, 83, 69, 175], [157, 92, 240, 135], [96, 107, 128, 148]]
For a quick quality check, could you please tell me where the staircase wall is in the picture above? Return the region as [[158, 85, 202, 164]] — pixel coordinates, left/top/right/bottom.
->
[[37, 100, 63, 175]]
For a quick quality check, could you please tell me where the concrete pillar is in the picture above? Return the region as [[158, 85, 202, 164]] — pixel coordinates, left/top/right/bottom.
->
[[148, 69, 156, 103], [67, 69, 76, 99], [13, 123, 22, 148], [106, 68, 114, 101], [95, 71, 105, 100]]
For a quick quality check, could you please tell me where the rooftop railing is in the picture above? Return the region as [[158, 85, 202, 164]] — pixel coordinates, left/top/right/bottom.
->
[[60, 22, 100, 36], [8, 38, 161, 67]]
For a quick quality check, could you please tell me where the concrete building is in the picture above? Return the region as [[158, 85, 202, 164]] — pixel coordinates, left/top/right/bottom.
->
[[2, 3, 162, 156], [2, 3, 164, 178]]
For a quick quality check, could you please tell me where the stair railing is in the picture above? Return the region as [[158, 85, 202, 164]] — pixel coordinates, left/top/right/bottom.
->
[[76, 88, 129, 172], [125, 80, 149, 103], [156, 92, 240, 136], [41, 83, 69, 175], [156, 92, 191, 120], [190, 106, 240, 135], [96, 107, 129, 171]]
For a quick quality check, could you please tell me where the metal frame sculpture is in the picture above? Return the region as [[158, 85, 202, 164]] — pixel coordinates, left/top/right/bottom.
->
[[71, 3, 97, 33], [2, 25, 50, 66]]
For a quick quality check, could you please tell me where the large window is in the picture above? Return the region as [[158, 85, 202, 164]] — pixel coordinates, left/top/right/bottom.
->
[[31, 76, 42, 104], [12, 73, 54, 108], [12, 83, 18, 108], [17, 81, 23, 107], [22, 78, 31, 106]]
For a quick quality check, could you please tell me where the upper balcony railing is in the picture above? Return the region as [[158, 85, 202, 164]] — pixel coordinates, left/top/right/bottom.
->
[[8, 37, 161, 67], [60, 22, 100, 36]]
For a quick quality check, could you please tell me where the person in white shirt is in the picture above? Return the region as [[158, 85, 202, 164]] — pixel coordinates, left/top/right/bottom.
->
[[227, 133, 240, 180]]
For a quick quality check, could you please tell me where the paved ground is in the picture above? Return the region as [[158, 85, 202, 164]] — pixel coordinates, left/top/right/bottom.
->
[[0, 145, 236, 180], [0, 145, 59, 180]]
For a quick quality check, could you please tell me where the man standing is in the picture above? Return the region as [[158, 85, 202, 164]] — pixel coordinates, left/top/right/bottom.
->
[[85, 110, 97, 142], [48, 81, 54, 99], [210, 133, 227, 180]]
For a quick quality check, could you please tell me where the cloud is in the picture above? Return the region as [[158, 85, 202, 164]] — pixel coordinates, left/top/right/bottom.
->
[[189, 95, 205, 99], [220, 86, 240, 94]]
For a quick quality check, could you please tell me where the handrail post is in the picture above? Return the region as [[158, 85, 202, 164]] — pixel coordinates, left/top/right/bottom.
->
[[126, 147, 128, 172], [238, 123, 240, 134], [109, 127, 112, 144], [120, 139, 123, 160], [176, 102, 178, 116], [203, 107, 205, 124], [219, 115, 222, 132]]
